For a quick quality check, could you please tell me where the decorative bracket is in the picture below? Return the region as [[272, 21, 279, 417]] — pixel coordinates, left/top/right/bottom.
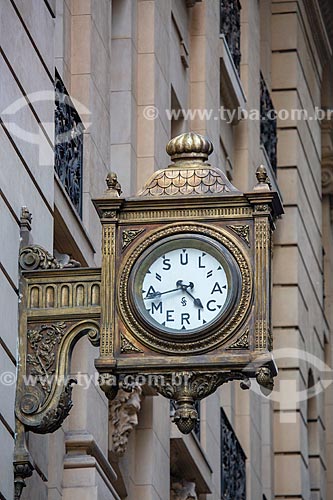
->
[[14, 245, 102, 498], [16, 320, 100, 432]]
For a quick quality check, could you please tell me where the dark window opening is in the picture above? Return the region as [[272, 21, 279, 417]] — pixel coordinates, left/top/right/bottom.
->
[[55, 70, 84, 216]]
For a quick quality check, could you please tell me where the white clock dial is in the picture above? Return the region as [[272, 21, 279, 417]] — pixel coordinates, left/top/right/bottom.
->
[[141, 246, 230, 332]]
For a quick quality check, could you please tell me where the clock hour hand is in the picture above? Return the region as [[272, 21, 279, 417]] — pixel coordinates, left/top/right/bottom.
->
[[185, 289, 204, 309], [176, 280, 204, 309]]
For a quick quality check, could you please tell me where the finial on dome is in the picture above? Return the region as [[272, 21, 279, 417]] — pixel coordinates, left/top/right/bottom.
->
[[166, 132, 213, 162]]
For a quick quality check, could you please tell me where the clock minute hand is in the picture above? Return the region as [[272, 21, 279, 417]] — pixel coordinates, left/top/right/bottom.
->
[[144, 287, 180, 299]]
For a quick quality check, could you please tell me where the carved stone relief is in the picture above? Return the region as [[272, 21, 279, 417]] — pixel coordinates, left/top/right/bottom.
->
[[109, 384, 142, 456], [170, 479, 198, 500]]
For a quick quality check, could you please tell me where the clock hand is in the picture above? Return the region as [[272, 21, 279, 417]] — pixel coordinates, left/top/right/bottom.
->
[[184, 289, 204, 308], [176, 280, 204, 308], [176, 280, 194, 289], [144, 287, 180, 299], [146, 281, 192, 299]]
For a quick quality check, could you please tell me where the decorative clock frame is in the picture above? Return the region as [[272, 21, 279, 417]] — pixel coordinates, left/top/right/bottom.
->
[[13, 132, 283, 498]]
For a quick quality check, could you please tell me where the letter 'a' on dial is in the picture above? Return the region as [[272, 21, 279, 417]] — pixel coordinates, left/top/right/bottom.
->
[[129, 234, 241, 336]]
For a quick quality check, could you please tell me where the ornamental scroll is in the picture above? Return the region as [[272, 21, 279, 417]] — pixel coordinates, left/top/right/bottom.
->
[[14, 247, 102, 498]]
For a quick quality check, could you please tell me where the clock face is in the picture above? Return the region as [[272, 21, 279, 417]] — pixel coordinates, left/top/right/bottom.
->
[[130, 235, 238, 335]]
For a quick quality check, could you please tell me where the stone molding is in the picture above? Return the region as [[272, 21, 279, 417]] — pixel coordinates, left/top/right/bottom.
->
[[64, 431, 120, 499], [219, 34, 246, 123], [170, 430, 212, 495]]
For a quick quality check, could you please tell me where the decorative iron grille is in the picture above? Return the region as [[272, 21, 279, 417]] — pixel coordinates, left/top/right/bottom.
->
[[220, 0, 241, 73], [221, 408, 246, 500], [260, 72, 277, 174], [55, 71, 84, 216]]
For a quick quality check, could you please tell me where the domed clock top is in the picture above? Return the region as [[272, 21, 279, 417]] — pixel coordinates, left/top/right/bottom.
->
[[138, 131, 239, 196], [166, 131, 213, 161]]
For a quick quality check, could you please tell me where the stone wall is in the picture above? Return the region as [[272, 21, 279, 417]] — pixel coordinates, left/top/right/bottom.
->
[[0, 1, 55, 498], [0, 1, 332, 499], [271, 1, 329, 497]]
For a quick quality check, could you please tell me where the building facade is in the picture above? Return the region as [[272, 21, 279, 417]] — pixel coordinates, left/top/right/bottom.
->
[[0, 0, 333, 499]]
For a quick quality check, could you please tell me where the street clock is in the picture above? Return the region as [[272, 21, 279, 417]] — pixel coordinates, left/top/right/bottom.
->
[[15, 131, 283, 454], [92, 132, 283, 433]]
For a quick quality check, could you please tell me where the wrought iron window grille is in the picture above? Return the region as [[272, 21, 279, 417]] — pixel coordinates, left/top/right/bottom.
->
[[260, 72, 277, 174], [220, 0, 241, 74], [221, 408, 246, 500], [55, 71, 84, 216]]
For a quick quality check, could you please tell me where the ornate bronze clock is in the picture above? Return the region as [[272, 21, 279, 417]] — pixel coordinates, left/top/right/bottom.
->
[[92, 132, 283, 433], [14, 131, 282, 497], [14, 131, 283, 442]]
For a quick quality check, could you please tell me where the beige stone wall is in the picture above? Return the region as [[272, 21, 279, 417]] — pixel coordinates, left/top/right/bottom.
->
[[0, 1, 55, 498], [271, 1, 329, 498], [1, 0, 333, 499]]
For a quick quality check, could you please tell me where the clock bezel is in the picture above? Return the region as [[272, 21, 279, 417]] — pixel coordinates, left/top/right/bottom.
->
[[129, 234, 240, 338], [117, 223, 253, 355]]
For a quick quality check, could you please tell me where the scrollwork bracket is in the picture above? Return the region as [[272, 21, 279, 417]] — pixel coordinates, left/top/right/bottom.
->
[[15, 245, 101, 499]]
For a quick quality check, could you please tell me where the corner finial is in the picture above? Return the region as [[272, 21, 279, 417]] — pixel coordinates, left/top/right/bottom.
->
[[20, 207, 33, 247], [166, 132, 213, 163], [20, 207, 32, 226], [105, 172, 122, 197], [253, 165, 271, 191]]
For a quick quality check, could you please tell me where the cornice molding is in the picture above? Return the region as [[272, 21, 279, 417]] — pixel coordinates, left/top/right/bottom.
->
[[186, 0, 202, 7], [304, 0, 332, 60], [64, 432, 120, 498]]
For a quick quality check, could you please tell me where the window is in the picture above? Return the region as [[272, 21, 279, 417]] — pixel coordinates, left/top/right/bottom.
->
[[221, 408, 246, 499], [260, 72, 277, 174], [220, 0, 241, 74], [55, 71, 84, 216]]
